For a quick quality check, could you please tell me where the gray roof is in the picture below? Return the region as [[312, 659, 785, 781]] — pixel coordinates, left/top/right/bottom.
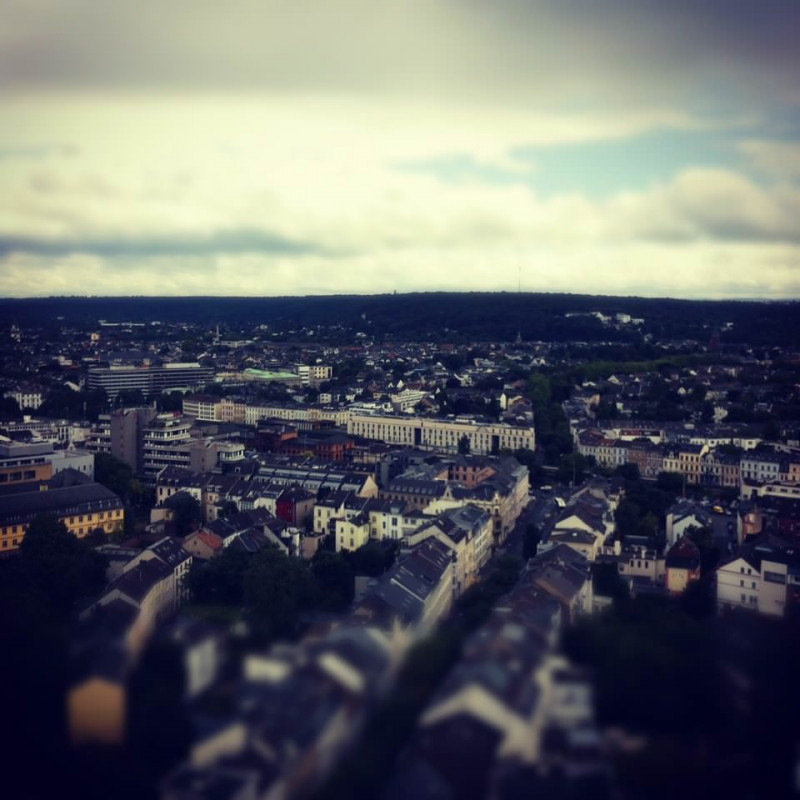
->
[[0, 482, 122, 525]]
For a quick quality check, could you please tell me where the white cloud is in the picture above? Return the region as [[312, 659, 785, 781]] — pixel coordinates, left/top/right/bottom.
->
[[1, 94, 799, 299], [738, 139, 800, 180]]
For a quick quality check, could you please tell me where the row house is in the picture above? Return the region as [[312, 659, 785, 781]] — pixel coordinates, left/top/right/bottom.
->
[[662, 443, 707, 485], [404, 504, 492, 594], [353, 538, 456, 638], [741, 450, 787, 485], [219, 396, 246, 423], [323, 493, 424, 550], [120, 536, 193, 613], [445, 454, 496, 488], [699, 450, 741, 488], [627, 440, 664, 478], [255, 459, 378, 498], [616, 544, 665, 584], [575, 431, 627, 469]]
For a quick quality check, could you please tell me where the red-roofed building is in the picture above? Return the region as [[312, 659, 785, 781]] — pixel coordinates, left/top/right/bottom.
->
[[183, 530, 224, 561], [665, 536, 701, 594]]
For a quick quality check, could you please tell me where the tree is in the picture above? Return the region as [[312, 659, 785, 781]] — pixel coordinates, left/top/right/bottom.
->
[[615, 463, 641, 482], [127, 640, 191, 782], [557, 453, 591, 485], [656, 471, 684, 494], [593, 398, 618, 421], [763, 417, 781, 441], [157, 390, 185, 412], [458, 434, 470, 455], [188, 547, 249, 606], [244, 547, 320, 640], [94, 452, 136, 503], [39, 386, 108, 421], [344, 540, 398, 577], [115, 389, 146, 408], [19, 514, 107, 614], [592, 561, 629, 606], [311, 550, 355, 610], [511, 447, 537, 472], [522, 524, 540, 559], [170, 493, 202, 537], [0, 395, 21, 420], [685, 525, 720, 575], [217, 500, 239, 520]]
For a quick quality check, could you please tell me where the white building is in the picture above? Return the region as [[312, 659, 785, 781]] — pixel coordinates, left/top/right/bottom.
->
[[347, 410, 535, 456], [716, 536, 800, 616]]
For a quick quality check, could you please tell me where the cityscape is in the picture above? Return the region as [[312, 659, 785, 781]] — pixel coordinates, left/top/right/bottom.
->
[[3, 2, 800, 799], [1, 293, 799, 799]]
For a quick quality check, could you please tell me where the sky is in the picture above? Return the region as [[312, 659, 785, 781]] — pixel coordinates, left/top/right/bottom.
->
[[1, 0, 800, 299]]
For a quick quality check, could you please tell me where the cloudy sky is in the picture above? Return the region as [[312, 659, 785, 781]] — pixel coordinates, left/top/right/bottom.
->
[[2, 0, 800, 299]]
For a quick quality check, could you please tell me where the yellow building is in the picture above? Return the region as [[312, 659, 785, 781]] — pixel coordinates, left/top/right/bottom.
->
[[0, 482, 124, 553]]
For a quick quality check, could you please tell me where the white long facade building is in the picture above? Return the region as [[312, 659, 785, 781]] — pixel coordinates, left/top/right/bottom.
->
[[346, 411, 535, 455]]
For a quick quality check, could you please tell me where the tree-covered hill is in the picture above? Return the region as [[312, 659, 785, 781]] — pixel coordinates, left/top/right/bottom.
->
[[0, 292, 797, 346]]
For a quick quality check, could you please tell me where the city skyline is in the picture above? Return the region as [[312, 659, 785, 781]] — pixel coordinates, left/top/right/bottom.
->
[[2, 1, 800, 299]]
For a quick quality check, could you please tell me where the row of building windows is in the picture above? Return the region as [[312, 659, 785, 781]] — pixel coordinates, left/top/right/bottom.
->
[[740, 594, 758, 605]]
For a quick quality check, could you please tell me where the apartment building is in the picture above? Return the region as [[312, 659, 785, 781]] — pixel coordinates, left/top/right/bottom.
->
[[141, 414, 193, 479]]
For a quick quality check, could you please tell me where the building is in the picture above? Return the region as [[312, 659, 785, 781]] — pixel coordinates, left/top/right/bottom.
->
[[294, 363, 333, 386], [405, 504, 492, 594], [716, 535, 800, 616], [182, 394, 223, 422], [0, 440, 95, 486], [88, 363, 214, 400], [4, 387, 44, 410], [347, 410, 535, 456], [141, 414, 194, 480], [353, 538, 456, 636], [0, 480, 124, 553], [664, 536, 701, 595]]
